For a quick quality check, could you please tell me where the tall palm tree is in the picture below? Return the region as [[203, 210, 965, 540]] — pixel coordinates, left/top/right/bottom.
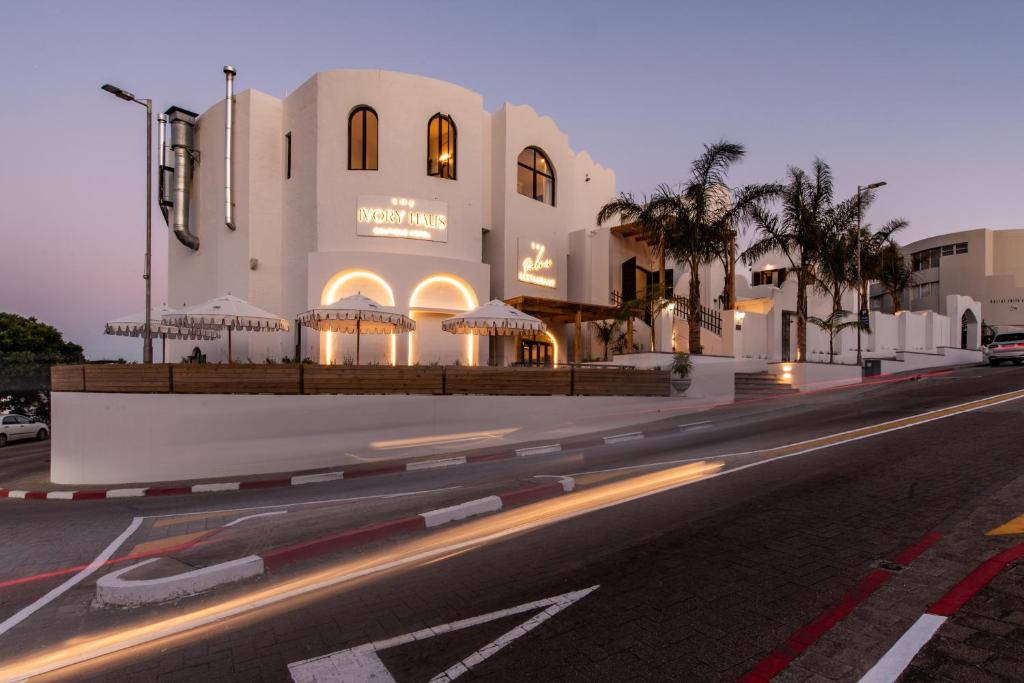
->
[[743, 158, 834, 362], [592, 319, 620, 361], [648, 141, 779, 354], [596, 193, 668, 350], [813, 197, 859, 316], [856, 217, 909, 308], [877, 242, 915, 313]]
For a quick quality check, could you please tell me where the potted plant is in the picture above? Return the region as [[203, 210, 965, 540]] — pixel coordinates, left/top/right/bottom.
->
[[670, 352, 693, 394]]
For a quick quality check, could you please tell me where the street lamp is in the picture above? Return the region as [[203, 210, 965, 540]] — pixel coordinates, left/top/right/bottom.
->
[[102, 83, 154, 364], [856, 180, 887, 366]]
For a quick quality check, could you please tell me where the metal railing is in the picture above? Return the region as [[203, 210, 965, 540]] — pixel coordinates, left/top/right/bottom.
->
[[610, 290, 723, 336]]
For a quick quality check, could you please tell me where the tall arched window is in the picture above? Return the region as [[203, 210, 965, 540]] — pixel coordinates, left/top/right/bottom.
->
[[427, 113, 457, 180], [516, 147, 555, 205], [349, 106, 378, 170]]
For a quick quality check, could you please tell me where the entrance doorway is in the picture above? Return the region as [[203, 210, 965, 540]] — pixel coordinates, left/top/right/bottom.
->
[[518, 339, 552, 366], [781, 310, 796, 362], [961, 309, 979, 349]]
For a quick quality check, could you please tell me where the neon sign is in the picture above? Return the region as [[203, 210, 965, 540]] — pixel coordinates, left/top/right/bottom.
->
[[518, 241, 557, 288], [356, 196, 448, 242]]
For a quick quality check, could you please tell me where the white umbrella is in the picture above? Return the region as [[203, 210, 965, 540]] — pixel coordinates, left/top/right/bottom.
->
[[298, 292, 415, 364], [105, 304, 219, 362], [441, 299, 546, 336], [165, 294, 289, 363]]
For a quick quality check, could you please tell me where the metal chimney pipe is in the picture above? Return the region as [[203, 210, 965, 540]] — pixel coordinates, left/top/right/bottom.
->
[[224, 65, 237, 231], [168, 107, 199, 250], [157, 114, 170, 225]]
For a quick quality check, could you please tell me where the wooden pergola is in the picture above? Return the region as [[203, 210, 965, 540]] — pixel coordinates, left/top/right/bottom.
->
[[504, 296, 622, 362]]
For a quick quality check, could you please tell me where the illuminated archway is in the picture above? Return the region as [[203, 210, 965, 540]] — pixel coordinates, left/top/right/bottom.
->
[[544, 331, 560, 368], [319, 270, 397, 365], [408, 274, 479, 366]]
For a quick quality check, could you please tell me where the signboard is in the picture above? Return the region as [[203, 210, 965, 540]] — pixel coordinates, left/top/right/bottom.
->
[[517, 240, 557, 288], [356, 195, 448, 242]]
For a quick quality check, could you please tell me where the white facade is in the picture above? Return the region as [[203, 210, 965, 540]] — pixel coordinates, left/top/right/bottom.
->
[[166, 70, 617, 365]]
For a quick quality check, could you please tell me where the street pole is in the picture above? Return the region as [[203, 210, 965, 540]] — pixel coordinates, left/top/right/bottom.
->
[[856, 186, 862, 366], [102, 83, 155, 363], [144, 99, 153, 364]]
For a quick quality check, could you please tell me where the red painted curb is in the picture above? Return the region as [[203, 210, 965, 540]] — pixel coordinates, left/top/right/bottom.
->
[[72, 490, 107, 500], [238, 478, 290, 490], [739, 531, 942, 683], [927, 541, 1024, 618], [343, 464, 406, 479], [465, 451, 514, 464], [145, 486, 192, 497], [260, 516, 426, 571], [498, 482, 563, 506]]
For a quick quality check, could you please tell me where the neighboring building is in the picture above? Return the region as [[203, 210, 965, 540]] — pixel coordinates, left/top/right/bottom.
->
[[869, 228, 1024, 330], [162, 68, 681, 366]]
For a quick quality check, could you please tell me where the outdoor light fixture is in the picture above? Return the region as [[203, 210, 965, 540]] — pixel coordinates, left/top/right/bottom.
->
[[856, 180, 888, 367], [101, 81, 155, 364]]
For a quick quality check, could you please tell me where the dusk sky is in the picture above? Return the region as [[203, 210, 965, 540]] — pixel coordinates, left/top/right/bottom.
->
[[1, 1, 1021, 360]]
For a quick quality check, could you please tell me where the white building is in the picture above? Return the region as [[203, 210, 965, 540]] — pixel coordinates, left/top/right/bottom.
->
[[869, 228, 1024, 332], [162, 68, 657, 366]]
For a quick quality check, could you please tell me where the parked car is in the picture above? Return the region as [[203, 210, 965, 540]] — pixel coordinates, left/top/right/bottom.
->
[[983, 332, 1024, 366], [0, 413, 49, 447]]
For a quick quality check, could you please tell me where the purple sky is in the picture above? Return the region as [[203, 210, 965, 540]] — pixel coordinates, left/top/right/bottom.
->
[[1, 1, 1021, 360]]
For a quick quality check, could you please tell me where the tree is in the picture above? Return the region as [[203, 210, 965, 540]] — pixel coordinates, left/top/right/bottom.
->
[[876, 242, 915, 313], [0, 313, 84, 421], [808, 309, 868, 364], [744, 158, 834, 362], [812, 198, 859, 316], [592, 319, 620, 361], [597, 193, 669, 350], [856, 217, 909, 308], [650, 141, 779, 354]]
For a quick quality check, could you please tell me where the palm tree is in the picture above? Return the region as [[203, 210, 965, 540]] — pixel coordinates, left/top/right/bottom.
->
[[743, 158, 834, 362], [649, 141, 779, 354], [876, 242, 914, 313], [808, 309, 868, 364], [813, 198, 859, 316], [856, 217, 909, 308], [592, 319, 620, 361], [597, 193, 669, 350]]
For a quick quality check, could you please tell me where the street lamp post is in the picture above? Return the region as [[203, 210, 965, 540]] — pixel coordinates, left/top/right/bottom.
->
[[856, 181, 887, 366], [102, 84, 154, 364]]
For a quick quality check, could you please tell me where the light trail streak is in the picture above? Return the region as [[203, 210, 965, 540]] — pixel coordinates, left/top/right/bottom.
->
[[0, 461, 722, 681]]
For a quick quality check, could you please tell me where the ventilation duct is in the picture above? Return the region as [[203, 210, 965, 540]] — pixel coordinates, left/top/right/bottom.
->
[[157, 114, 172, 226], [223, 65, 237, 231], [165, 106, 200, 251]]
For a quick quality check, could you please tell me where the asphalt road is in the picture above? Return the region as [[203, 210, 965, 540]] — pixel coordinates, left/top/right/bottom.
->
[[1, 364, 1023, 681]]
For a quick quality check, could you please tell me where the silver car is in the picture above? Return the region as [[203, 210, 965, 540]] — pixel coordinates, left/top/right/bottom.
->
[[984, 332, 1024, 366], [0, 413, 50, 447]]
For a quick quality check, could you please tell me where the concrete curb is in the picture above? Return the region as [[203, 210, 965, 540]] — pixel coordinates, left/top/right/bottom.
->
[[94, 477, 576, 606], [96, 555, 265, 607]]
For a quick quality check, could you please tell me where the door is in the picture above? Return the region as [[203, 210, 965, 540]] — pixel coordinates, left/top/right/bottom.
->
[[519, 339, 551, 366], [1, 416, 21, 441], [781, 311, 796, 362]]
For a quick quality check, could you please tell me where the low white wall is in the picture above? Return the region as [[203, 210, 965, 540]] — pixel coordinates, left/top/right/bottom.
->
[[879, 347, 983, 374], [867, 311, 899, 354], [52, 389, 719, 485], [770, 361, 861, 392], [735, 311, 770, 362], [607, 352, 735, 405], [898, 311, 928, 351]]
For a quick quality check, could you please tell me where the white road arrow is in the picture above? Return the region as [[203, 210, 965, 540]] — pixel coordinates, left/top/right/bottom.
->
[[288, 585, 599, 682]]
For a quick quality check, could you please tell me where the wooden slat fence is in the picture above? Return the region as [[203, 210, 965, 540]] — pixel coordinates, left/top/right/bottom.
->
[[51, 364, 670, 397]]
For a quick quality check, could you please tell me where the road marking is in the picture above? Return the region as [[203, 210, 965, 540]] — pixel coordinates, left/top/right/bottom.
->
[[223, 511, 288, 528], [0, 516, 142, 638], [603, 431, 644, 445], [406, 456, 467, 471], [154, 509, 255, 529], [129, 531, 209, 556], [287, 586, 598, 682], [986, 513, 1024, 536], [515, 444, 562, 457], [679, 420, 712, 430], [5, 389, 1023, 680], [859, 613, 947, 683]]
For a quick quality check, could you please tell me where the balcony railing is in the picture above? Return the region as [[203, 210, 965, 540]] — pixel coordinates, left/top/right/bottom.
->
[[609, 290, 723, 336]]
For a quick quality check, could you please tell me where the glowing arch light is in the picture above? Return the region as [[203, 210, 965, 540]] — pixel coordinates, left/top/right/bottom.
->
[[544, 331, 560, 368], [408, 274, 478, 366], [320, 270, 397, 365]]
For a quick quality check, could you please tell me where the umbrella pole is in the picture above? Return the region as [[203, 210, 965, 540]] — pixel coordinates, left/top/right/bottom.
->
[[228, 328, 233, 364], [356, 319, 361, 365], [162, 334, 166, 363]]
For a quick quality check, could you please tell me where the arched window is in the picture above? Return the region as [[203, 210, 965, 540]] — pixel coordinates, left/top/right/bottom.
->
[[348, 106, 378, 170], [516, 147, 555, 205], [427, 113, 457, 180]]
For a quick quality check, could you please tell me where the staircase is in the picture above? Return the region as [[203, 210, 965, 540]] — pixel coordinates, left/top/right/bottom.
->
[[734, 371, 800, 401]]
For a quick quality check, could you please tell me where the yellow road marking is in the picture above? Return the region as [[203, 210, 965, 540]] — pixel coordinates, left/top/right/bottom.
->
[[153, 510, 249, 529], [987, 513, 1024, 536], [129, 531, 209, 556]]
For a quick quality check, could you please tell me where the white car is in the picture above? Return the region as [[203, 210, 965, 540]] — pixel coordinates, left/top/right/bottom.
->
[[984, 332, 1024, 366], [0, 413, 49, 447]]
